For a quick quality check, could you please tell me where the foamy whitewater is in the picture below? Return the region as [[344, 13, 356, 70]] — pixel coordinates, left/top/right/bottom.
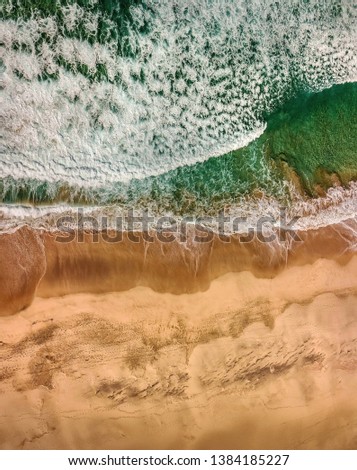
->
[[1, 0, 356, 187], [1, 182, 357, 235]]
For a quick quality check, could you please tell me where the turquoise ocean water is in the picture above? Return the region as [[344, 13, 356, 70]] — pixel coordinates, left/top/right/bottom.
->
[[0, 1, 356, 216]]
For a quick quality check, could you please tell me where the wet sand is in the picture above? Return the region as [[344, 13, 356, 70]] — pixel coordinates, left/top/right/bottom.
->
[[1, 217, 356, 315]]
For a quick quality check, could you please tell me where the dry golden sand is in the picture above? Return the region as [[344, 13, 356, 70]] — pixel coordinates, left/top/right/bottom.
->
[[0, 255, 357, 449]]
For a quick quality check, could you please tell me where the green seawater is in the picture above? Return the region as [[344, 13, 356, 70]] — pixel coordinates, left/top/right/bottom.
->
[[1, 82, 356, 214], [124, 82, 357, 213], [265, 82, 357, 193], [1, 1, 356, 213]]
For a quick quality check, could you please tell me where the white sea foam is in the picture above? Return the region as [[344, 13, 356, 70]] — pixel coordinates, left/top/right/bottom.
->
[[1, 0, 356, 186], [1, 182, 356, 235]]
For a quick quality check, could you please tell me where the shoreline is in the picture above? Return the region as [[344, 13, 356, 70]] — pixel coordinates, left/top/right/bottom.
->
[[0, 216, 356, 315], [2, 180, 357, 233]]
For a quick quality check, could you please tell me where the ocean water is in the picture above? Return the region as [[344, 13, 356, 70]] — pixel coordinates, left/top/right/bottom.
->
[[0, 0, 356, 218]]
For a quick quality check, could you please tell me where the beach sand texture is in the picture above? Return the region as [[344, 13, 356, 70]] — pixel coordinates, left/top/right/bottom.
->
[[0, 223, 356, 449]]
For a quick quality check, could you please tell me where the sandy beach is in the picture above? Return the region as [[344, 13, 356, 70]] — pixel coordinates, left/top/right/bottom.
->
[[1, 221, 357, 449]]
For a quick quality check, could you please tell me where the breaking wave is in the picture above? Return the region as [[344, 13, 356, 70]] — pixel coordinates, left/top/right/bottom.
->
[[1, 0, 356, 188]]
